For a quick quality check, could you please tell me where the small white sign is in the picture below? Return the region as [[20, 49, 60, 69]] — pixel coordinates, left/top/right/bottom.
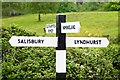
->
[[9, 36, 58, 47], [46, 24, 56, 33], [61, 22, 80, 33], [66, 37, 109, 47]]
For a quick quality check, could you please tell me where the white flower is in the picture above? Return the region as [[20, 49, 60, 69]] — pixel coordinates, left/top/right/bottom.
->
[[80, 65, 84, 68], [89, 70, 92, 73]]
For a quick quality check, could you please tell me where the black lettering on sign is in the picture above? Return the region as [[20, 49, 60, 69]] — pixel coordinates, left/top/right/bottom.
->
[[18, 39, 44, 44], [21, 39, 24, 43], [71, 25, 75, 29], [18, 39, 20, 43], [46, 25, 49, 28], [37, 39, 44, 44], [48, 29, 53, 33], [63, 25, 70, 29], [74, 40, 101, 44], [27, 39, 31, 43], [74, 40, 79, 44], [52, 24, 56, 28], [63, 25, 75, 30], [47, 24, 56, 28], [98, 40, 101, 44]]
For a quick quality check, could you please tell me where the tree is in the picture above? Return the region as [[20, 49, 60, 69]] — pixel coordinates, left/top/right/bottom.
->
[[57, 2, 77, 13], [107, 2, 120, 11], [30, 2, 59, 21], [2, 2, 27, 17]]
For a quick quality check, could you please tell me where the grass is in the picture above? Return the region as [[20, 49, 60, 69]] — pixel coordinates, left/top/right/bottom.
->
[[2, 11, 118, 38]]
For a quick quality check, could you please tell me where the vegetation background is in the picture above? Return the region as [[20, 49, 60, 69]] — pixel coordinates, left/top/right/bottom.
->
[[1, 1, 120, 79]]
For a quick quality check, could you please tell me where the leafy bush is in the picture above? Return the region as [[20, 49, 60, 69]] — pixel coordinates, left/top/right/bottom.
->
[[1, 26, 56, 79], [57, 2, 77, 13], [1, 25, 119, 79], [104, 2, 120, 11], [77, 2, 120, 11]]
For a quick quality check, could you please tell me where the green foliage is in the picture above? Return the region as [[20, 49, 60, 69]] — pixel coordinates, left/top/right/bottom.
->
[[76, 2, 120, 12], [2, 2, 120, 18], [66, 46, 120, 79], [30, 2, 59, 14], [57, 2, 77, 13], [77, 2, 99, 11], [2, 2, 27, 17], [104, 2, 120, 11], [2, 26, 56, 79], [1, 25, 119, 79], [2, 2, 60, 17]]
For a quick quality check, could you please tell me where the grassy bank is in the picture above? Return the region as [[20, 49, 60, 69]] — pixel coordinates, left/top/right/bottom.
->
[[2, 11, 118, 38]]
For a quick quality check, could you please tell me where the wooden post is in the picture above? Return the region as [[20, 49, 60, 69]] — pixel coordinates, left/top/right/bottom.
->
[[56, 14, 66, 80]]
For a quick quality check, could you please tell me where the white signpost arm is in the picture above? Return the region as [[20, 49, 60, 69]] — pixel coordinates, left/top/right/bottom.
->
[[9, 36, 58, 47], [66, 37, 109, 47]]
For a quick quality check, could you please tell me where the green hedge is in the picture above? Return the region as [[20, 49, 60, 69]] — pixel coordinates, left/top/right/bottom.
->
[[1, 25, 120, 79]]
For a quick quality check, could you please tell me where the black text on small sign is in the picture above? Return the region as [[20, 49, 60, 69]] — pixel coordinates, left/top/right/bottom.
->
[[46, 24, 56, 33], [9, 36, 57, 47], [61, 22, 80, 33], [66, 37, 109, 47]]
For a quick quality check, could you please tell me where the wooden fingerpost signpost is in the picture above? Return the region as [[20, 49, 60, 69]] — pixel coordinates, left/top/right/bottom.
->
[[56, 14, 66, 80], [9, 14, 109, 79]]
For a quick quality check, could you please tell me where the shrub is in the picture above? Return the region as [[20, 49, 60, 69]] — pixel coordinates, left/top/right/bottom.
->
[[1, 25, 119, 79]]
